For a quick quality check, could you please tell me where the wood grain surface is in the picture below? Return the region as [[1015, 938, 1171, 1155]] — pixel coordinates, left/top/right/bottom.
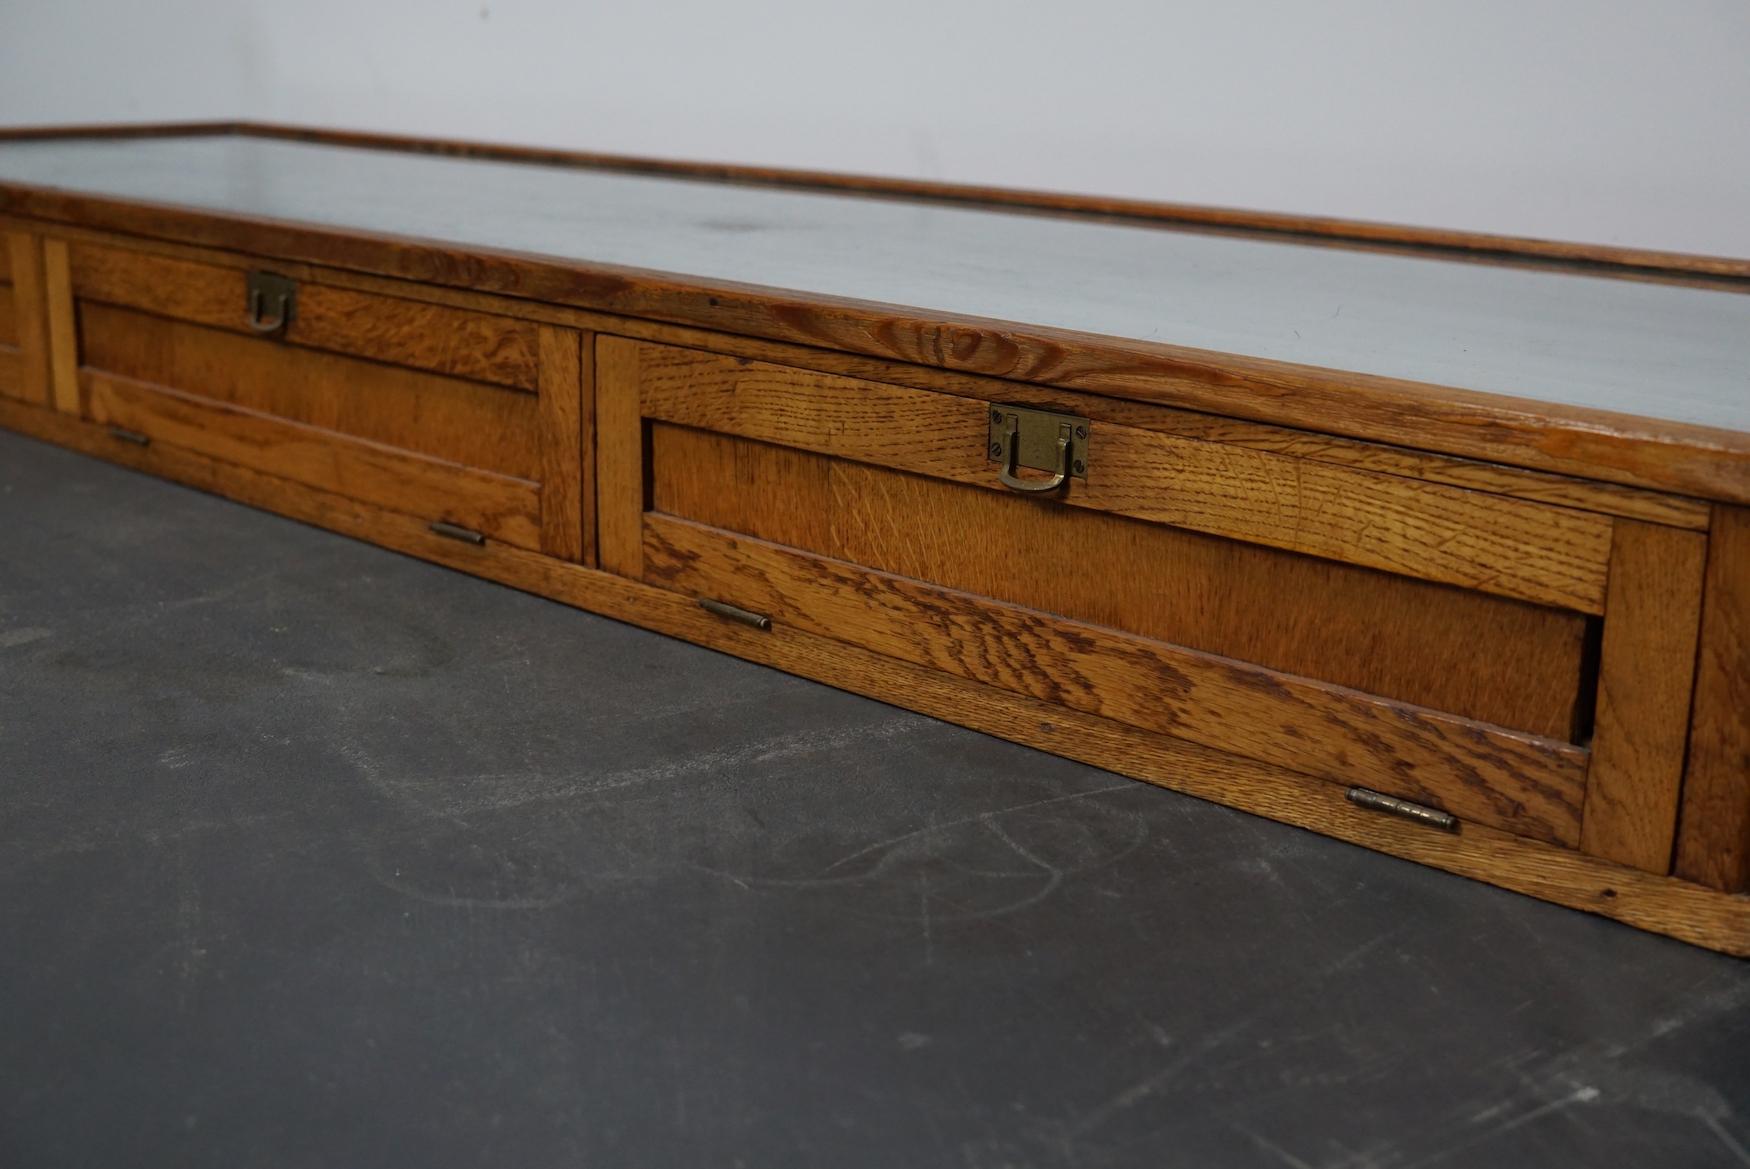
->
[[4, 231, 49, 406], [29, 225, 1709, 528], [537, 325, 585, 563], [594, 337, 646, 580], [648, 423, 1591, 738], [9, 394, 1742, 955], [79, 303, 540, 480], [624, 327, 1716, 529], [631, 343, 1616, 612], [0, 244, 13, 401], [641, 513, 1588, 844], [1579, 522, 1707, 871], [578, 331, 599, 567], [70, 241, 541, 390], [0, 351, 20, 402], [1675, 505, 1750, 892], [84, 373, 542, 549], [41, 239, 79, 414]]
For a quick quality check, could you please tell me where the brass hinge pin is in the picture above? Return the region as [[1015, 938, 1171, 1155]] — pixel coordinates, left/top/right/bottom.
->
[[428, 520, 486, 546], [699, 598, 772, 631], [1346, 787, 1458, 832]]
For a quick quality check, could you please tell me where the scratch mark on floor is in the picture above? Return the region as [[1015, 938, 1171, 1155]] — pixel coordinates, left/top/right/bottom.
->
[[359, 849, 582, 912], [819, 783, 1135, 876], [1401, 1085, 1600, 1169], [919, 868, 935, 968], [981, 817, 1064, 913], [1316, 929, 1402, 977], [1701, 1112, 1750, 1167], [0, 626, 51, 649], [168, 836, 206, 1010], [1236, 1123, 1318, 1169], [1063, 1017, 1259, 1141], [367, 717, 938, 823]]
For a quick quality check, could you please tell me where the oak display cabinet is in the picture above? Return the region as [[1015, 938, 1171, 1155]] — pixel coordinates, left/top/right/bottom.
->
[[0, 124, 1745, 955]]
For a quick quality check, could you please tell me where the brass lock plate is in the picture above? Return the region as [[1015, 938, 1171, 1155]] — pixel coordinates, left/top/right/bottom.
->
[[987, 405, 1090, 481]]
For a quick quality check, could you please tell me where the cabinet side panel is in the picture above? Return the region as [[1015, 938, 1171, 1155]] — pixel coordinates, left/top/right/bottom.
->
[[1674, 505, 1750, 890], [1580, 522, 1706, 871]]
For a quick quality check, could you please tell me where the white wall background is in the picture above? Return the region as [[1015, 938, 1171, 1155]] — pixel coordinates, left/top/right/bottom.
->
[[3, 0, 1747, 257]]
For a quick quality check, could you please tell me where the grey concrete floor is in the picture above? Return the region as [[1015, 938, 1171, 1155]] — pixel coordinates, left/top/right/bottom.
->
[[1, 428, 1746, 1169]]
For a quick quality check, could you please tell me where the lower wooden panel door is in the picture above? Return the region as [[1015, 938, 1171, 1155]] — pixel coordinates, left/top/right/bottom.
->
[[592, 333, 1680, 852], [41, 235, 592, 562]]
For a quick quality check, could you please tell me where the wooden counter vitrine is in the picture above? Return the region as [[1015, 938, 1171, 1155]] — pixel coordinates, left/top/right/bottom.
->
[[1, 123, 1745, 954]]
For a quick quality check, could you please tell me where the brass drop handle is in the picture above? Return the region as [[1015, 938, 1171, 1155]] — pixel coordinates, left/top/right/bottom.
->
[[987, 405, 1089, 495], [246, 288, 288, 333], [245, 271, 297, 335], [996, 417, 1069, 493]]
